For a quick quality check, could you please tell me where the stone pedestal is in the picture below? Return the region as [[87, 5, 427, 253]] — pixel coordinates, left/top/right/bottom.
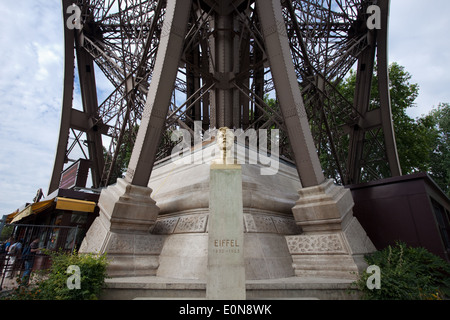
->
[[286, 179, 376, 279], [79, 178, 164, 277], [206, 164, 246, 300], [151, 141, 300, 281]]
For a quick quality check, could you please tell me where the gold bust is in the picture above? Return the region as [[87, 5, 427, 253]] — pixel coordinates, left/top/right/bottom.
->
[[213, 127, 235, 164]]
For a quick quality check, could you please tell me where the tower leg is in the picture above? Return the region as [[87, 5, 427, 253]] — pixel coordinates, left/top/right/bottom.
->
[[79, 0, 192, 276], [256, 0, 376, 279], [377, 0, 402, 178], [125, 0, 193, 187], [256, 0, 324, 188]]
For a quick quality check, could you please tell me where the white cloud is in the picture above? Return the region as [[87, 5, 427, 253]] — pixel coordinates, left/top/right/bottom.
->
[[0, 1, 63, 215], [389, 0, 450, 118]]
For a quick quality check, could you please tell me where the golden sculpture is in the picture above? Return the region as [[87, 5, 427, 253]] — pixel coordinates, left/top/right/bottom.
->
[[214, 127, 235, 165]]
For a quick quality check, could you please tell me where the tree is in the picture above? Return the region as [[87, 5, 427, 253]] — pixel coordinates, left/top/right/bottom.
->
[[428, 103, 450, 196], [339, 62, 440, 177], [338, 63, 449, 195], [386, 63, 440, 175], [103, 125, 137, 185]]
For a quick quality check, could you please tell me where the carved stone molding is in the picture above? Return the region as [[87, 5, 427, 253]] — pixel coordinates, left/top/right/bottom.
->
[[286, 178, 376, 279], [244, 214, 277, 233], [286, 233, 348, 255], [152, 211, 300, 235], [152, 216, 179, 235], [175, 214, 208, 233]]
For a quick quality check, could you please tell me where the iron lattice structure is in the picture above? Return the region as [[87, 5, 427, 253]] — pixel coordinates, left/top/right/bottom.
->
[[49, 0, 401, 193]]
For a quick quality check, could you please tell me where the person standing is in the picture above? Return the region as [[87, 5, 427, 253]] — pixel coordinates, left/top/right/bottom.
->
[[20, 238, 40, 285], [5, 239, 22, 278]]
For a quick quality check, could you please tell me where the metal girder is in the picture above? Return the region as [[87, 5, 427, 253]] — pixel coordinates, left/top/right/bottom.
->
[[345, 0, 401, 184], [256, 0, 325, 187], [125, 0, 193, 186], [49, 0, 77, 194], [283, 0, 401, 184], [75, 45, 105, 188], [377, 0, 402, 178], [50, 0, 402, 192], [49, 2, 105, 194], [346, 40, 376, 184]]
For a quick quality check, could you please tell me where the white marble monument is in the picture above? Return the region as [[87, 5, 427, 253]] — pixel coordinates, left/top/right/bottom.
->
[[207, 129, 246, 299]]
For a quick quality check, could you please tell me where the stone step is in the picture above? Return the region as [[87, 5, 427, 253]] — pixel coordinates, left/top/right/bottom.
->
[[101, 276, 360, 300]]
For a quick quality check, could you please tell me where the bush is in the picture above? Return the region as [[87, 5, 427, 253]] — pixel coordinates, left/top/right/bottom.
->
[[355, 242, 450, 300], [3, 250, 109, 300]]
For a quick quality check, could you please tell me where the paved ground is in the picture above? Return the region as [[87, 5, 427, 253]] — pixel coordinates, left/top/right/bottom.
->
[[0, 276, 19, 291]]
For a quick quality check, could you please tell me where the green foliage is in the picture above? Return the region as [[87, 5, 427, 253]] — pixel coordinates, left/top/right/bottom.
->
[[338, 63, 449, 193], [0, 225, 14, 241], [103, 125, 138, 185], [262, 94, 295, 160], [340, 63, 438, 176], [355, 242, 450, 300], [428, 103, 450, 197], [2, 250, 109, 300]]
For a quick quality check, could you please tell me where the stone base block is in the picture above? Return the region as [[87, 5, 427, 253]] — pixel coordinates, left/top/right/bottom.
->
[[288, 179, 376, 279], [157, 234, 208, 280], [107, 254, 160, 277], [80, 216, 166, 277], [79, 178, 163, 277], [286, 228, 373, 279], [292, 179, 354, 232], [244, 233, 295, 280], [290, 255, 359, 279], [95, 178, 160, 233], [154, 223, 297, 281]]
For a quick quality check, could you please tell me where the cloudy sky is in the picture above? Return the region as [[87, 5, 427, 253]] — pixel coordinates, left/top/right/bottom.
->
[[0, 0, 449, 215]]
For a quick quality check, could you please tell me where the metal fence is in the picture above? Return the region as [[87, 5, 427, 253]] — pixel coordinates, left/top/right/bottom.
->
[[0, 224, 80, 290]]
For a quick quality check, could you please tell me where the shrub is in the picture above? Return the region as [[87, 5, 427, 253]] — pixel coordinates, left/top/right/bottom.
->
[[355, 242, 450, 300], [3, 250, 109, 300]]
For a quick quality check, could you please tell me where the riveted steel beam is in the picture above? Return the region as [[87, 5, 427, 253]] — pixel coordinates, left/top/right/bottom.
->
[[256, 0, 325, 187], [125, 0, 193, 186]]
